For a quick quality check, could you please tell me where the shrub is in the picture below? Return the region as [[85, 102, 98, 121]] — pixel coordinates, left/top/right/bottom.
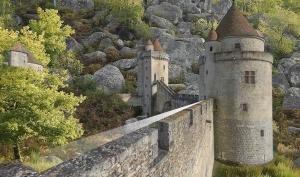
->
[[94, 0, 152, 39], [66, 75, 97, 96], [84, 63, 102, 75], [75, 90, 134, 135], [104, 47, 120, 62], [191, 63, 200, 74], [191, 19, 218, 39], [121, 71, 137, 93], [23, 151, 61, 172]]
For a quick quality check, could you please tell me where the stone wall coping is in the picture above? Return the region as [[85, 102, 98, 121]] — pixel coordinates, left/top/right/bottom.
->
[[42, 101, 205, 162]]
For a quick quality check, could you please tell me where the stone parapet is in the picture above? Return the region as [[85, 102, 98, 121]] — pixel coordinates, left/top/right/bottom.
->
[[34, 100, 214, 177]]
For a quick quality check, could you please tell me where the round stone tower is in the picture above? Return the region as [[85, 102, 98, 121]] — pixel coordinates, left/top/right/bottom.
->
[[203, 3, 273, 164]]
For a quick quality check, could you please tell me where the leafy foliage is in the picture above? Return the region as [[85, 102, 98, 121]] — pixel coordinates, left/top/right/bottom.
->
[[94, 0, 152, 39], [0, 65, 85, 160], [235, 0, 300, 61], [192, 18, 218, 39], [29, 8, 75, 66]]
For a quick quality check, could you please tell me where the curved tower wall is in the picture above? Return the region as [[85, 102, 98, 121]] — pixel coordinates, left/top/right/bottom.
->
[[204, 41, 221, 100], [205, 37, 273, 164], [221, 37, 265, 52]]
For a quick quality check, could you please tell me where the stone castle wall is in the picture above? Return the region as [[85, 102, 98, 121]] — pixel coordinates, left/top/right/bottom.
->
[[38, 100, 214, 177]]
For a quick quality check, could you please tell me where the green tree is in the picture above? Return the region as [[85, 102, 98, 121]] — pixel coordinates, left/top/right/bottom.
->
[[94, 0, 152, 39], [0, 27, 18, 63], [29, 8, 74, 64], [0, 65, 85, 161]]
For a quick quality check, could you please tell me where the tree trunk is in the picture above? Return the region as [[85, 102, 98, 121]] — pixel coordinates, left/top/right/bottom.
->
[[13, 143, 22, 162]]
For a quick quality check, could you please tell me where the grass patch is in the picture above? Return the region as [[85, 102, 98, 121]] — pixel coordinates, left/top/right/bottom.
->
[[213, 155, 300, 177], [23, 152, 61, 172]]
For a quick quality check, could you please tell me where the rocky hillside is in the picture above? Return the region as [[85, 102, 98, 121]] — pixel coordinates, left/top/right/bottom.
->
[[58, 0, 233, 94]]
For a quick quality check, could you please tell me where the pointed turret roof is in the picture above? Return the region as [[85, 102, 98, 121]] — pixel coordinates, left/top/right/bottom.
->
[[208, 29, 218, 41], [11, 42, 28, 54], [153, 39, 163, 52], [216, 3, 260, 40], [10, 42, 42, 65]]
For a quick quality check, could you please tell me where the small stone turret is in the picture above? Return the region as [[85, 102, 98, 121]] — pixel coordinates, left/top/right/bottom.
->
[[137, 39, 169, 116], [145, 40, 154, 51], [153, 39, 164, 52], [207, 29, 218, 41], [8, 42, 43, 72]]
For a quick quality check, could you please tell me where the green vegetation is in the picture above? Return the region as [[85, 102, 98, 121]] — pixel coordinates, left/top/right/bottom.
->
[[23, 151, 61, 172], [0, 65, 84, 161], [191, 18, 218, 39], [235, 0, 300, 62], [121, 71, 137, 93], [29, 8, 82, 75], [65, 75, 134, 135], [213, 155, 300, 177], [75, 90, 134, 135], [94, 0, 153, 39], [0, 3, 85, 163]]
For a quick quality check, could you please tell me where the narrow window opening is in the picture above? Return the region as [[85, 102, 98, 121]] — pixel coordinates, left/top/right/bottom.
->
[[163, 65, 165, 70], [154, 73, 156, 81], [244, 71, 256, 84], [261, 130, 264, 137], [242, 103, 248, 112], [206, 70, 208, 75], [210, 46, 213, 51], [235, 43, 241, 49]]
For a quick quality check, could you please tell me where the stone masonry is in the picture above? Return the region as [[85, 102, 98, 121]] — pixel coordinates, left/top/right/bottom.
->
[[34, 100, 214, 177]]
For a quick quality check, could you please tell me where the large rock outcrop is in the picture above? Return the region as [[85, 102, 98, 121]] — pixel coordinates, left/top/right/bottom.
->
[[58, 0, 94, 10], [277, 58, 297, 75], [145, 2, 183, 24], [112, 58, 137, 71], [93, 65, 125, 93], [283, 87, 300, 111], [288, 63, 300, 87], [272, 73, 290, 92], [151, 27, 205, 79], [66, 37, 84, 53], [83, 51, 107, 65]]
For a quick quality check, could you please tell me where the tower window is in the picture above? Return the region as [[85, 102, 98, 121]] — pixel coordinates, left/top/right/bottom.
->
[[235, 43, 241, 49], [244, 71, 256, 84], [242, 103, 248, 112], [206, 70, 208, 75], [163, 65, 165, 70], [210, 46, 213, 51], [154, 73, 156, 81], [261, 130, 264, 137]]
